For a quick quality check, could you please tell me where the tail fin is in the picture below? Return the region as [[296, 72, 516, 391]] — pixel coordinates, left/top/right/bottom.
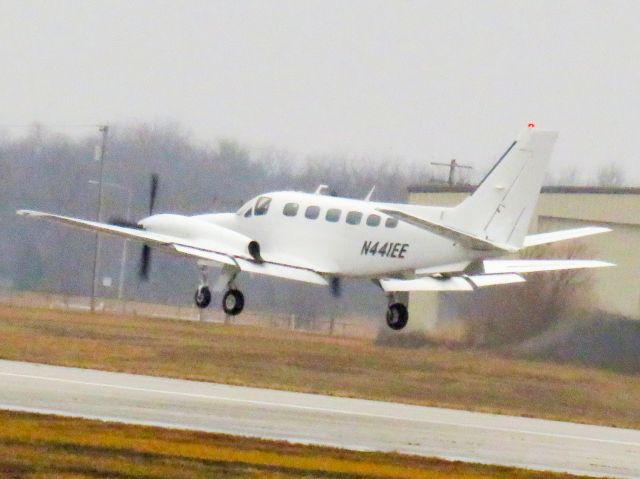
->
[[443, 126, 558, 249]]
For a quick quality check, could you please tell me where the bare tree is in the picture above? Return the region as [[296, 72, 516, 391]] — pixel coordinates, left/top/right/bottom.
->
[[464, 241, 596, 347], [545, 167, 582, 186], [595, 163, 625, 187]]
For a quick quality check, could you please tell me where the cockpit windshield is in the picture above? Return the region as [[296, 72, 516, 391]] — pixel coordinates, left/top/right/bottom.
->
[[237, 196, 272, 217], [254, 196, 271, 216], [237, 200, 253, 216]]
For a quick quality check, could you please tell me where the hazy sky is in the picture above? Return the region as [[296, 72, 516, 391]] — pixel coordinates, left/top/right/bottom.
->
[[2, 0, 639, 183]]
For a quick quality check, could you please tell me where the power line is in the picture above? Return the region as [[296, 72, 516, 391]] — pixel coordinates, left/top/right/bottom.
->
[[0, 123, 107, 129]]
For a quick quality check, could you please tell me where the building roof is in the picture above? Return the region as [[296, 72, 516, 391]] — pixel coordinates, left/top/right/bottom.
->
[[407, 184, 640, 195]]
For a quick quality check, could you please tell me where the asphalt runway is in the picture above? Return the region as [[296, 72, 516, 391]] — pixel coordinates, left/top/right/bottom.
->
[[0, 360, 638, 478]]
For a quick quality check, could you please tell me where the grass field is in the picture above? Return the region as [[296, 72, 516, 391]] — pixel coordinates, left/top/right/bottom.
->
[[0, 410, 592, 479], [0, 305, 639, 429]]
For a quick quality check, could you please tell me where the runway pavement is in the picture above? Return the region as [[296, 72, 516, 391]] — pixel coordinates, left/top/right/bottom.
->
[[0, 359, 638, 478]]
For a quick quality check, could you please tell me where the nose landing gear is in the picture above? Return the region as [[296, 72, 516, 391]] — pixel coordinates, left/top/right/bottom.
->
[[195, 285, 212, 309], [195, 266, 212, 309]]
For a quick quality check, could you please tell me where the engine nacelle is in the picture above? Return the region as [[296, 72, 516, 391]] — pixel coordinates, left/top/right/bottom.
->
[[139, 214, 259, 260]]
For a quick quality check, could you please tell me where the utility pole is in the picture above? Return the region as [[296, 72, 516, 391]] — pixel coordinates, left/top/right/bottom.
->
[[430, 159, 473, 186], [117, 191, 131, 305], [88, 180, 131, 306], [90, 125, 109, 313]]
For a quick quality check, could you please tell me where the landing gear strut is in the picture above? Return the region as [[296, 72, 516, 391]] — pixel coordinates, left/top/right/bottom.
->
[[386, 300, 408, 330]]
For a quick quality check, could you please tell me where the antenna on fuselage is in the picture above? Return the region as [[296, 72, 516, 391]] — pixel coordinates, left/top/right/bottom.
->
[[314, 184, 330, 195], [364, 185, 376, 201]]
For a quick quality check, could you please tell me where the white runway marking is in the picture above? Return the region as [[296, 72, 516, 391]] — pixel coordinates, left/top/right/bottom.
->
[[1, 370, 639, 449]]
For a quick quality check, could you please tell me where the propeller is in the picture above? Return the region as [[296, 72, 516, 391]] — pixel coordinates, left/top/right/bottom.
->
[[138, 174, 158, 280], [140, 244, 151, 280], [330, 277, 342, 298], [149, 173, 158, 215], [107, 173, 159, 281]]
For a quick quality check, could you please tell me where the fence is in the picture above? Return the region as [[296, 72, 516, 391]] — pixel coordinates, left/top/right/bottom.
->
[[0, 289, 378, 339]]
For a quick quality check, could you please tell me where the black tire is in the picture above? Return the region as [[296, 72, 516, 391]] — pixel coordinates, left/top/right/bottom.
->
[[222, 289, 245, 316], [194, 286, 212, 309], [386, 303, 408, 330]]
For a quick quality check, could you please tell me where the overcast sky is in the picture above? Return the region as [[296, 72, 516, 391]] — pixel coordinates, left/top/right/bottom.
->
[[1, 0, 639, 184]]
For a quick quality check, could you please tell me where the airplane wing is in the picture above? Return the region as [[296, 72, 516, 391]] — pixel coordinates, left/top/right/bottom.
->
[[381, 259, 613, 292], [482, 259, 614, 274], [17, 210, 328, 286], [523, 227, 611, 248], [376, 208, 518, 252], [379, 273, 526, 292], [173, 245, 328, 285]]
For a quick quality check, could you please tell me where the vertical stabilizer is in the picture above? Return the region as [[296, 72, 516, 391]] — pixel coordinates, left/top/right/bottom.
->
[[443, 127, 558, 249]]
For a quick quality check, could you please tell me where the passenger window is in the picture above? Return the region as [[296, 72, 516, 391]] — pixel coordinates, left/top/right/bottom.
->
[[366, 214, 381, 227], [346, 211, 362, 225], [305, 205, 320, 219], [385, 217, 398, 228], [254, 196, 272, 216], [244, 208, 253, 218], [283, 203, 299, 217], [325, 208, 341, 222]]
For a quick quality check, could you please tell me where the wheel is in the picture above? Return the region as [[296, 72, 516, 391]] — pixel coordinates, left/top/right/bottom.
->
[[386, 303, 408, 330], [194, 286, 212, 309], [222, 289, 245, 316]]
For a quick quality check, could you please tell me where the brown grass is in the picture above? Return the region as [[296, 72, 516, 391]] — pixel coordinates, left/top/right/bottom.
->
[[0, 409, 592, 479], [0, 305, 639, 429]]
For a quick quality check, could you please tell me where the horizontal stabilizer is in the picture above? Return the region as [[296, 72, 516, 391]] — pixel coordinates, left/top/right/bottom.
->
[[523, 227, 611, 248], [483, 259, 614, 274], [377, 208, 517, 252], [381, 258, 612, 292]]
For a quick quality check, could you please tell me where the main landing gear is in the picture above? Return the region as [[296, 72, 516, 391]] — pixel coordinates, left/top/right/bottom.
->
[[195, 266, 245, 316], [222, 289, 244, 316], [383, 289, 409, 330], [386, 302, 408, 330]]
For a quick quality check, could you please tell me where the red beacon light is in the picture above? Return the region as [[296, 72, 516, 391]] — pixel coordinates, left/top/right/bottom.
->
[[527, 123, 536, 128]]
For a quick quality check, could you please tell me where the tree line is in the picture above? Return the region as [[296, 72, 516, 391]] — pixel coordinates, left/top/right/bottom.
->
[[0, 123, 435, 316]]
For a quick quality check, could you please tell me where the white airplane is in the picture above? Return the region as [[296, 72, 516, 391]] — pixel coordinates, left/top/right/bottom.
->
[[18, 125, 613, 330]]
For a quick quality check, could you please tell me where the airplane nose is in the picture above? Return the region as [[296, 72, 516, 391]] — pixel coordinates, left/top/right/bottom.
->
[[137, 216, 155, 229]]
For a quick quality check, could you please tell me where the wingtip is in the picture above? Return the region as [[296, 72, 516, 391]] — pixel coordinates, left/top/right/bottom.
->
[[17, 209, 50, 218]]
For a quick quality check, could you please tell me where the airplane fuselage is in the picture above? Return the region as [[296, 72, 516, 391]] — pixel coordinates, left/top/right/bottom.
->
[[191, 191, 478, 277]]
